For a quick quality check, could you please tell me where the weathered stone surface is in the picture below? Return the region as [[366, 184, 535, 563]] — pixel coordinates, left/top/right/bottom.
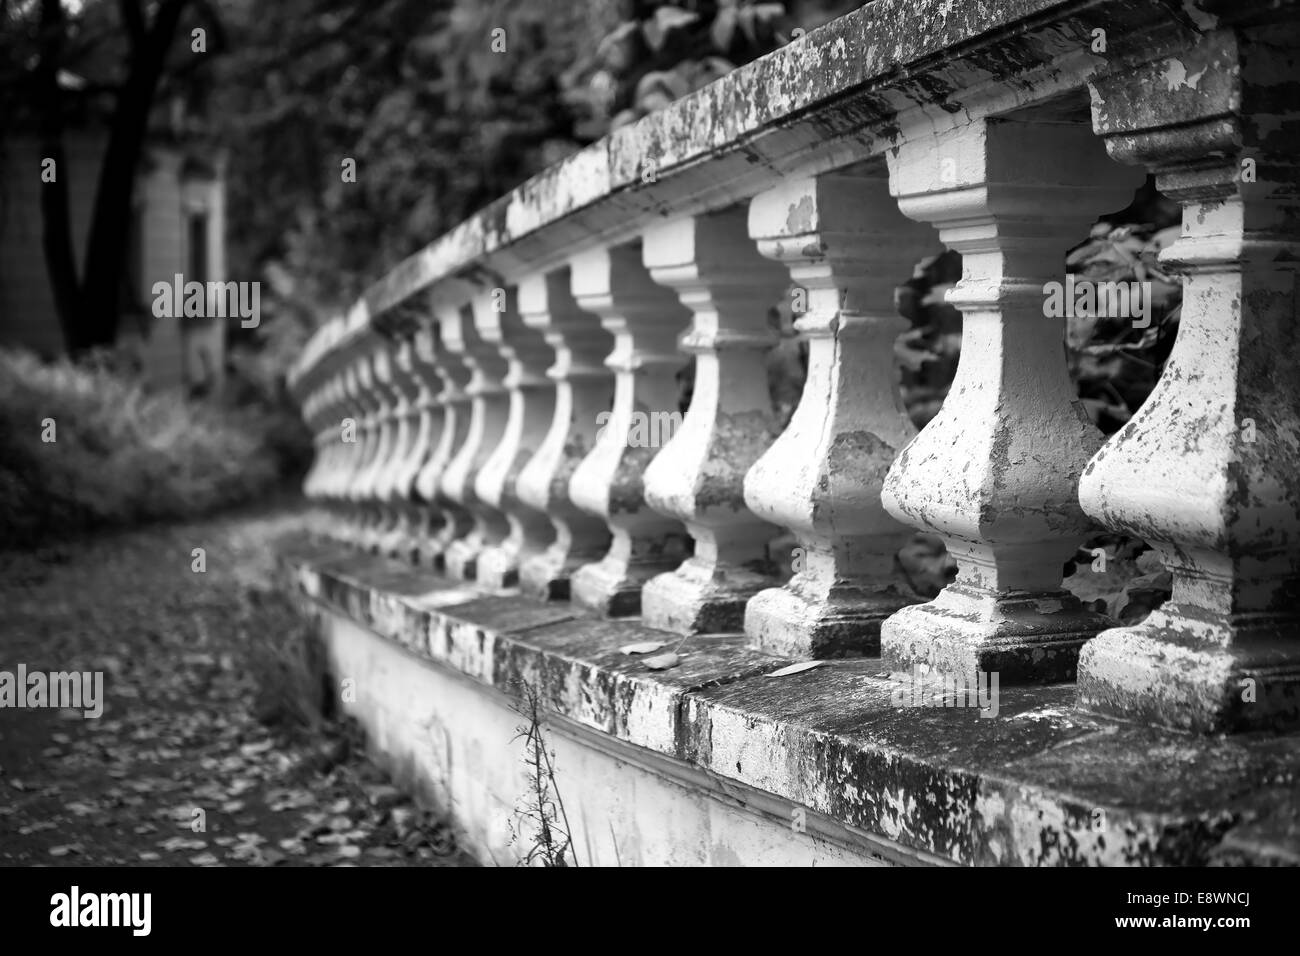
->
[[312, 609, 887, 865], [282, 539, 785, 754], [282, 539, 1300, 866], [685, 667, 1300, 865], [500, 620, 785, 755]]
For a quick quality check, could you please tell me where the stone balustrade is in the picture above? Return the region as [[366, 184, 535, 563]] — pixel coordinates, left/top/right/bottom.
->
[[285, 0, 1300, 801]]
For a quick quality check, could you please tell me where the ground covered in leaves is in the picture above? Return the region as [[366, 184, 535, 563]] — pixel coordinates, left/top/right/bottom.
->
[[0, 502, 472, 867]]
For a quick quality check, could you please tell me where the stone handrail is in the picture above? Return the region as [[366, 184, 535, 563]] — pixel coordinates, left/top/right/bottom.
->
[[287, 0, 1300, 736]]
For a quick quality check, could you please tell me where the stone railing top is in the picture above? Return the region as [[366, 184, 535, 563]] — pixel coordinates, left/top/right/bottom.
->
[[280, 538, 1300, 866], [287, 0, 1270, 388]]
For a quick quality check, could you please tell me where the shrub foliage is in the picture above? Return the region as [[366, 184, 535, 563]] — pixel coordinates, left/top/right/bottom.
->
[[0, 348, 286, 549]]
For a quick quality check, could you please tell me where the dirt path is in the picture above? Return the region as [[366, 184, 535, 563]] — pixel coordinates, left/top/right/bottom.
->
[[0, 502, 472, 867]]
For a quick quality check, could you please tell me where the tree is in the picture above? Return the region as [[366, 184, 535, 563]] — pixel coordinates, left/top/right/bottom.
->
[[5, 0, 223, 354]]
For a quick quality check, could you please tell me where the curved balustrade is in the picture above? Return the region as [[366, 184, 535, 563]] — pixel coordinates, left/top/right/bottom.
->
[[286, 0, 1300, 734]]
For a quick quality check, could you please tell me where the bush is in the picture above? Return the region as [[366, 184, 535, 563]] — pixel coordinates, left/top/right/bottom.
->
[[0, 348, 287, 550]]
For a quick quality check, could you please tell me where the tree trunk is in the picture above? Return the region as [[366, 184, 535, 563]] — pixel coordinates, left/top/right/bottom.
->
[[76, 0, 192, 352], [36, 0, 85, 353]]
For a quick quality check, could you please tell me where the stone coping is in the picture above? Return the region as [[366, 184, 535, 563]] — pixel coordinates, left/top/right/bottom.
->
[[279, 536, 1299, 866], [290, 0, 1247, 381]]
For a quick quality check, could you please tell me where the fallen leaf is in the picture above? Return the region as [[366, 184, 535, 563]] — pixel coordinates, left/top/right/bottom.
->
[[764, 661, 828, 678], [642, 652, 680, 671], [159, 836, 207, 852], [620, 641, 669, 655]]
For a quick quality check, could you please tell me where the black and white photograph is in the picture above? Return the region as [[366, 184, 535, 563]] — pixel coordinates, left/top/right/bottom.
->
[[0, 0, 1295, 928]]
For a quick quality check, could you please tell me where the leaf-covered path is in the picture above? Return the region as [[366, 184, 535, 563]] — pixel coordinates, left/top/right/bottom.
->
[[0, 504, 472, 867]]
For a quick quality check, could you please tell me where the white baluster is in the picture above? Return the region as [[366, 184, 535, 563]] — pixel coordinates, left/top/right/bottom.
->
[[516, 268, 615, 600], [475, 287, 558, 589], [374, 333, 423, 559], [744, 170, 938, 657], [1077, 25, 1300, 731], [880, 118, 1143, 683], [639, 208, 789, 635], [440, 298, 511, 580], [568, 243, 692, 617], [414, 313, 475, 568]]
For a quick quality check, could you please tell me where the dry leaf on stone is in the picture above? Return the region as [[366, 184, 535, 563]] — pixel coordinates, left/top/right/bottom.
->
[[764, 661, 828, 678], [620, 640, 669, 655], [642, 652, 680, 670]]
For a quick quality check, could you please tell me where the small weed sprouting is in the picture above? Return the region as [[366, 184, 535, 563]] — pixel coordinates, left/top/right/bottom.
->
[[507, 682, 578, 868]]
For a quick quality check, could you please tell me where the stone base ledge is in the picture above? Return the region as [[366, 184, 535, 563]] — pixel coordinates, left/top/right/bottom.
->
[[278, 535, 1300, 866]]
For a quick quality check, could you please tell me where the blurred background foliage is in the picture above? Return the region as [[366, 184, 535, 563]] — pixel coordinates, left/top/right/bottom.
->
[[212, 0, 861, 364], [0, 347, 284, 548]]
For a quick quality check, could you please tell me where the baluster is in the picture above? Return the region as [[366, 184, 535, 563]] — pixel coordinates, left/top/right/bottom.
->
[[321, 372, 353, 512], [383, 325, 441, 564], [475, 288, 559, 589], [516, 269, 615, 600], [568, 244, 692, 617], [339, 356, 377, 543], [879, 118, 1143, 683], [310, 375, 348, 539], [1076, 24, 1300, 731], [306, 374, 331, 503], [639, 208, 788, 634], [374, 333, 423, 559], [298, 373, 328, 502], [440, 297, 511, 580], [306, 324, 347, 514], [414, 309, 474, 568], [743, 170, 937, 657], [354, 342, 400, 552]]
